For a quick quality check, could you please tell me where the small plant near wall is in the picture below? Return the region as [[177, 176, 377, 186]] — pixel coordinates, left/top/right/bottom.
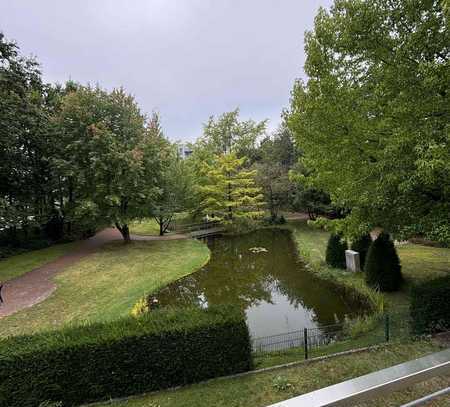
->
[[325, 233, 348, 269], [130, 296, 149, 317], [130, 296, 161, 317], [365, 232, 402, 292], [272, 375, 294, 392]]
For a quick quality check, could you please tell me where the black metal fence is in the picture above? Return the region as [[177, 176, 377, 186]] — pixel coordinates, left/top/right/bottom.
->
[[252, 308, 416, 358]]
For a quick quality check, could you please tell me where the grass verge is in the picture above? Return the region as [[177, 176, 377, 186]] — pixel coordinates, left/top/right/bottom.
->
[[0, 242, 79, 282], [130, 213, 195, 236], [94, 340, 448, 407], [129, 219, 161, 236], [287, 221, 384, 313], [0, 239, 210, 337]]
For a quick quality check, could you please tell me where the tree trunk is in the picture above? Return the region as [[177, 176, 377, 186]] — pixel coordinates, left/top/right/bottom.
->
[[116, 223, 131, 242], [159, 220, 164, 236], [269, 188, 276, 219]]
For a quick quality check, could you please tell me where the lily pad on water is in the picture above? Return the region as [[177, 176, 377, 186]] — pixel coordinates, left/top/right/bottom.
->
[[249, 247, 268, 254]]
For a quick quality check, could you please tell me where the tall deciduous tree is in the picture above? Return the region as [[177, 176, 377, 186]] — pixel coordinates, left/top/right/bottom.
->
[[0, 33, 58, 238], [255, 163, 291, 220], [57, 86, 164, 241], [197, 153, 264, 221], [254, 126, 296, 220], [148, 116, 195, 235], [198, 109, 267, 160], [286, 0, 450, 244]]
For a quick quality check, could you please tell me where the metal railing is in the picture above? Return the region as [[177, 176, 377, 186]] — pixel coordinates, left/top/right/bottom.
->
[[401, 386, 450, 406], [266, 348, 450, 407], [252, 309, 417, 358], [169, 220, 222, 233]]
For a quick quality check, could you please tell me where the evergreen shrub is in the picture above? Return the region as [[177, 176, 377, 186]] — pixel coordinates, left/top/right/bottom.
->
[[365, 232, 402, 291], [0, 306, 252, 407], [325, 233, 348, 269]]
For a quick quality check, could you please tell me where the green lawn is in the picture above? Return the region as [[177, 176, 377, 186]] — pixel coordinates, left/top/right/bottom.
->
[[130, 218, 161, 236], [130, 213, 195, 236], [97, 341, 448, 407], [0, 242, 79, 282], [0, 239, 210, 337]]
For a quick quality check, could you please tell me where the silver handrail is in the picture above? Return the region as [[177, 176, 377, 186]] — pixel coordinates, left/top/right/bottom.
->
[[401, 386, 450, 407], [266, 348, 450, 407]]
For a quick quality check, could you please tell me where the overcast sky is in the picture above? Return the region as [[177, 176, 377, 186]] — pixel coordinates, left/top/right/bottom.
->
[[1, 0, 332, 142]]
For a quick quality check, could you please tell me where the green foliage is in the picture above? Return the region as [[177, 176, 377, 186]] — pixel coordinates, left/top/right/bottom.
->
[[410, 275, 450, 334], [286, 0, 450, 244], [254, 126, 296, 218], [255, 162, 291, 219], [1, 33, 172, 244], [325, 233, 348, 269], [272, 375, 294, 392], [149, 123, 194, 235], [57, 86, 166, 241], [197, 108, 267, 160], [291, 185, 333, 221], [350, 234, 372, 269], [130, 296, 149, 317], [258, 125, 297, 168], [289, 160, 336, 220], [0, 34, 60, 235], [0, 306, 252, 406], [365, 233, 403, 292], [197, 153, 265, 221]]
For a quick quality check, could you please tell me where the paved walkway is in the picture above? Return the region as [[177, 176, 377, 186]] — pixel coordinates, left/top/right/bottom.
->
[[0, 228, 187, 318]]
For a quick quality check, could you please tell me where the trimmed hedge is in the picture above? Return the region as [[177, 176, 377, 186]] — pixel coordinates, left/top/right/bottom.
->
[[0, 306, 252, 407], [365, 232, 402, 292], [410, 275, 450, 334], [325, 233, 348, 269]]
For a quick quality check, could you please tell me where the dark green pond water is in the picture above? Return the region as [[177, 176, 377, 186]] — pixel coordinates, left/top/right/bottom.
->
[[155, 229, 355, 338]]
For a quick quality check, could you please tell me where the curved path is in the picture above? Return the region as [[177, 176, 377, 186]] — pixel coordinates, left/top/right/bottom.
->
[[0, 228, 187, 318]]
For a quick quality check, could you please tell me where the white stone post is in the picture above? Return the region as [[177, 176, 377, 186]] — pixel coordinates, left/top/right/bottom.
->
[[345, 250, 361, 272]]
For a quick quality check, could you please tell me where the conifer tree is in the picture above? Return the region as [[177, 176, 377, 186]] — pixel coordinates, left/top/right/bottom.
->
[[325, 233, 348, 269], [197, 153, 264, 221], [365, 232, 402, 292]]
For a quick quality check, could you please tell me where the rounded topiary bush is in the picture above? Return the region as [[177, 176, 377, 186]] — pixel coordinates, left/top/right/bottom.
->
[[350, 233, 372, 269], [325, 233, 348, 269], [364, 232, 402, 291]]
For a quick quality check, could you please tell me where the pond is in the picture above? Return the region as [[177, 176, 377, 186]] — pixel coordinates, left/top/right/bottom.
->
[[154, 228, 356, 339]]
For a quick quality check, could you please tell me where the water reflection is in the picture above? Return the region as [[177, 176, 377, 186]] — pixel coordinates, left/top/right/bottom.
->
[[154, 229, 356, 338]]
